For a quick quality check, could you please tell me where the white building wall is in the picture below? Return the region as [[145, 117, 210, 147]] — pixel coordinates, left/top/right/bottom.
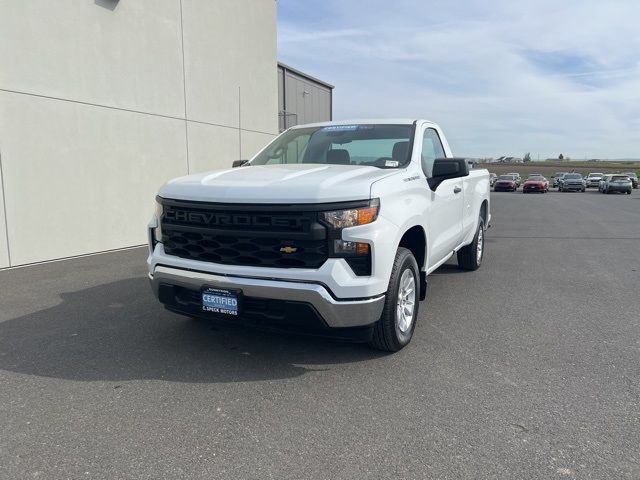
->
[[0, 0, 278, 267], [0, 157, 8, 268]]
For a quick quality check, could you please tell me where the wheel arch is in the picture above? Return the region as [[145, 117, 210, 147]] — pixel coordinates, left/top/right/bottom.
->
[[398, 225, 428, 300], [480, 199, 488, 223]]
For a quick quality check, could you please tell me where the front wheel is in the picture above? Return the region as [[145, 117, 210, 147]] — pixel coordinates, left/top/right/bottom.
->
[[457, 216, 485, 271], [369, 247, 420, 352]]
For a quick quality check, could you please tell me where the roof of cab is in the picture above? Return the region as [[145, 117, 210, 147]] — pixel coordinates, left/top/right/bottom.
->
[[289, 119, 435, 129]]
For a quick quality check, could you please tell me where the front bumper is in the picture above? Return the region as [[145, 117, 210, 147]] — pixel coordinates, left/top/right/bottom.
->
[[149, 265, 385, 329], [494, 185, 515, 191], [562, 183, 584, 191]]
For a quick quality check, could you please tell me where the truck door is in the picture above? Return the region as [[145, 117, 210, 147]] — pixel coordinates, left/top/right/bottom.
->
[[421, 127, 464, 266]]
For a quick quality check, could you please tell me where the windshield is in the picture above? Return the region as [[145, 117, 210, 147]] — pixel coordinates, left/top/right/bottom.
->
[[249, 124, 414, 168], [588, 173, 603, 177], [499, 175, 515, 180], [612, 176, 629, 181], [527, 175, 544, 180], [565, 174, 582, 179]]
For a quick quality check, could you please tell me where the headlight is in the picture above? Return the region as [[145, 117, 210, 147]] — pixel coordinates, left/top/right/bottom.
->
[[320, 199, 379, 229], [152, 200, 164, 245]]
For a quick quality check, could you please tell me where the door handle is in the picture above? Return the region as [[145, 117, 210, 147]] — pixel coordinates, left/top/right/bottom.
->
[[453, 186, 462, 194]]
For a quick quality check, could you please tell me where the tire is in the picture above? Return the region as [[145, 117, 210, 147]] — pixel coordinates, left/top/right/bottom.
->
[[369, 247, 419, 352], [627, 190, 632, 195], [457, 216, 485, 271]]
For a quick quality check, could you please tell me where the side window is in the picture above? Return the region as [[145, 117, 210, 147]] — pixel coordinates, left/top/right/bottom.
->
[[421, 128, 445, 177]]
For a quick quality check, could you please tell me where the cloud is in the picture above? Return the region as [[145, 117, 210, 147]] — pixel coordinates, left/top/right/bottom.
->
[[277, 0, 640, 158]]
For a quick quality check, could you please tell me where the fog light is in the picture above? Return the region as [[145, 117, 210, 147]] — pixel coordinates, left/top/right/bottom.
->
[[334, 240, 356, 254], [334, 240, 369, 255]]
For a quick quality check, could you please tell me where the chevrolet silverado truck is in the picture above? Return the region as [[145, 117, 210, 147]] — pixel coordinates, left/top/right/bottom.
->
[[148, 120, 491, 351]]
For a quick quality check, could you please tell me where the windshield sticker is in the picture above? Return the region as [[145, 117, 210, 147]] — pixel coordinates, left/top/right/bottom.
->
[[385, 160, 399, 168], [321, 125, 358, 132]]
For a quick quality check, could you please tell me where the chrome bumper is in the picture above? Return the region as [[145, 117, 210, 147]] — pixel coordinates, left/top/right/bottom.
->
[[149, 266, 385, 328]]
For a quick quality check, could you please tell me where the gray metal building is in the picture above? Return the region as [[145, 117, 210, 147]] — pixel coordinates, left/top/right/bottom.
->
[[277, 62, 334, 131]]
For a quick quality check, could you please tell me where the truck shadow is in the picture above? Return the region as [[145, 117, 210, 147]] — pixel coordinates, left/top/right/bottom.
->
[[0, 277, 383, 384]]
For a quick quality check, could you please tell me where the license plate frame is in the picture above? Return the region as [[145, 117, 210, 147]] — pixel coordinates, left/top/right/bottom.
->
[[201, 286, 241, 316]]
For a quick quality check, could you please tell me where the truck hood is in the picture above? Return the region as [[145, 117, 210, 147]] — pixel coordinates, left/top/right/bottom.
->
[[158, 164, 400, 203]]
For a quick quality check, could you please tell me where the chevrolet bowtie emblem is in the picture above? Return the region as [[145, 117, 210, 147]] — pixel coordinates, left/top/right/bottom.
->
[[280, 246, 298, 254]]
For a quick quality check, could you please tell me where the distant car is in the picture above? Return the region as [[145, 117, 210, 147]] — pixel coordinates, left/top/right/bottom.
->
[[585, 172, 604, 188], [621, 172, 638, 189], [598, 174, 612, 192], [558, 173, 585, 192], [522, 175, 549, 193], [489, 173, 498, 186], [601, 175, 632, 194], [507, 172, 521, 187], [551, 172, 568, 187], [494, 174, 518, 192]]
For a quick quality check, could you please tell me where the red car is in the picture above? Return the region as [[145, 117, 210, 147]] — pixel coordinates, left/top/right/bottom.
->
[[522, 175, 549, 193], [493, 174, 519, 192]]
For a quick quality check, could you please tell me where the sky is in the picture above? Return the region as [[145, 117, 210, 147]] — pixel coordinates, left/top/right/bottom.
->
[[277, 0, 640, 159]]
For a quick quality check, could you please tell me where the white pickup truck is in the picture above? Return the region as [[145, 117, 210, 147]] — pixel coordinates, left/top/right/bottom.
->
[[148, 120, 490, 351]]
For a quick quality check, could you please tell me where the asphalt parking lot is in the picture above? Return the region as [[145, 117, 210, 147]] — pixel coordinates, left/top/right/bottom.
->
[[1, 189, 639, 479]]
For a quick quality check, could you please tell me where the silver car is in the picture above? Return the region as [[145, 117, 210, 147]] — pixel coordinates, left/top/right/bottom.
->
[[584, 172, 604, 188], [558, 173, 585, 192], [601, 175, 632, 194]]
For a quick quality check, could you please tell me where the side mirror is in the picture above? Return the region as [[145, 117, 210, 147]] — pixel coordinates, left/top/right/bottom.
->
[[232, 159, 249, 168], [427, 158, 470, 191]]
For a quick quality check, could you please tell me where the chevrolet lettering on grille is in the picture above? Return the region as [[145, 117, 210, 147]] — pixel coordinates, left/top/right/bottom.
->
[[165, 210, 302, 228]]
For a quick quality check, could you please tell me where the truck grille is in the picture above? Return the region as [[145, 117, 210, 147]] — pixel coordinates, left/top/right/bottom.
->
[[159, 198, 328, 269]]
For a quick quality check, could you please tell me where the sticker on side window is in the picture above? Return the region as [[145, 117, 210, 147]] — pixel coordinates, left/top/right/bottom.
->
[[385, 160, 399, 167]]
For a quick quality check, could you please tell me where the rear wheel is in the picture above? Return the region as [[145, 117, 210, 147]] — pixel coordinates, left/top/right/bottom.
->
[[457, 216, 485, 271], [369, 247, 419, 352]]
